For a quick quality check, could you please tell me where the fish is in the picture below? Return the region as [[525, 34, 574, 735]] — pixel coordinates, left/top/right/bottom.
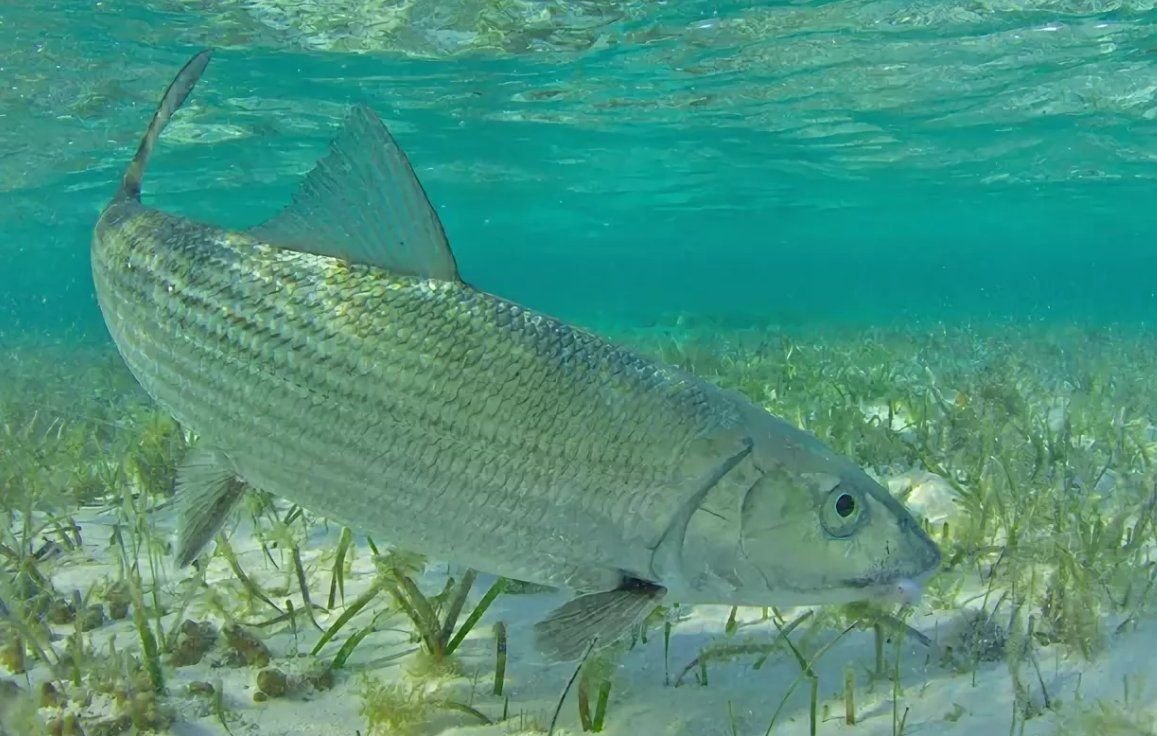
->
[[91, 49, 942, 662]]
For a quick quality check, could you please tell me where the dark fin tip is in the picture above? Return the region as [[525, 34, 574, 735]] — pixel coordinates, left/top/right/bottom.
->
[[118, 48, 215, 201]]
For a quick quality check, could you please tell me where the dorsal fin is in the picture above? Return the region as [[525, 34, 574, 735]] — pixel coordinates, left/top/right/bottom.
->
[[248, 104, 461, 282], [119, 49, 214, 201]]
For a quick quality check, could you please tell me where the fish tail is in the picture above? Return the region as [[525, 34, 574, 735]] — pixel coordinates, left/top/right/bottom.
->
[[117, 48, 215, 201]]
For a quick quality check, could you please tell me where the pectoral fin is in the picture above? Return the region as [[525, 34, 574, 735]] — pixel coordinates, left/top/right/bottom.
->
[[173, 445, 246, 566], [533, 578, 666, 662]]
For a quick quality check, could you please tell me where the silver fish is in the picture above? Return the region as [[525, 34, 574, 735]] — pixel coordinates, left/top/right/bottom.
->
[[91, 50, 941, 661]]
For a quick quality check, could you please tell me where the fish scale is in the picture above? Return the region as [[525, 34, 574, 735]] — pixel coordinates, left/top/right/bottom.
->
[[91, 49, 940, 662]]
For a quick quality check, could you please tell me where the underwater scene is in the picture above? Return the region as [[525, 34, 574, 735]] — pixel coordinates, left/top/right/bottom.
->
[[3, 1, 1157, 735]]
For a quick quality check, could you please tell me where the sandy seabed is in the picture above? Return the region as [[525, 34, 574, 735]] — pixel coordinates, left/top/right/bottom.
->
[[5, 494, 1152, 736], [4, 327, 1157, 736]]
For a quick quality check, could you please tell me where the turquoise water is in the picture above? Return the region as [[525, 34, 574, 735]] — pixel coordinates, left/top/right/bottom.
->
[[3, 1, 1156, 340]]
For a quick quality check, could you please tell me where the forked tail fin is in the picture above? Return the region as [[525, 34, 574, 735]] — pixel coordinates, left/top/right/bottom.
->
[[117, 48, 214, 201]]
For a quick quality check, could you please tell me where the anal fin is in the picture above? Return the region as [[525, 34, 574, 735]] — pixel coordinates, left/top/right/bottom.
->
[[533, 578, 666, 662], [174, 445, 246, 566]]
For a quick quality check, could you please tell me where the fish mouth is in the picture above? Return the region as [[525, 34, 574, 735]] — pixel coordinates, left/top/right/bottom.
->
[[843, 565, 941, 606], [844, 528, 944, 593]]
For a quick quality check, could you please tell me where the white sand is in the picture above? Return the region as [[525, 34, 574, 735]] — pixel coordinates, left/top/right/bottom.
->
[[9, 492, 1156, 736]]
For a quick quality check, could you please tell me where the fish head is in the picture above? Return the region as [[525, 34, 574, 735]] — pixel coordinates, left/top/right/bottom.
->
[[675, 403, 941, 608], [737, 453, 942, 606]]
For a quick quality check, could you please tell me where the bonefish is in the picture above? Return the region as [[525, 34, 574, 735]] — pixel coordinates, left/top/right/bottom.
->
[[91, 49, 941, 661]]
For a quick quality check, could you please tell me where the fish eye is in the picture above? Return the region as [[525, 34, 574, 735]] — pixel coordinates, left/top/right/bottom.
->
[[835, 493, 856, 517], [821, 486, 865, 538]]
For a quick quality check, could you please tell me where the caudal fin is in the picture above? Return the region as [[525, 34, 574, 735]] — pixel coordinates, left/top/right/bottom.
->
[[117, 48, 214, 201]]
